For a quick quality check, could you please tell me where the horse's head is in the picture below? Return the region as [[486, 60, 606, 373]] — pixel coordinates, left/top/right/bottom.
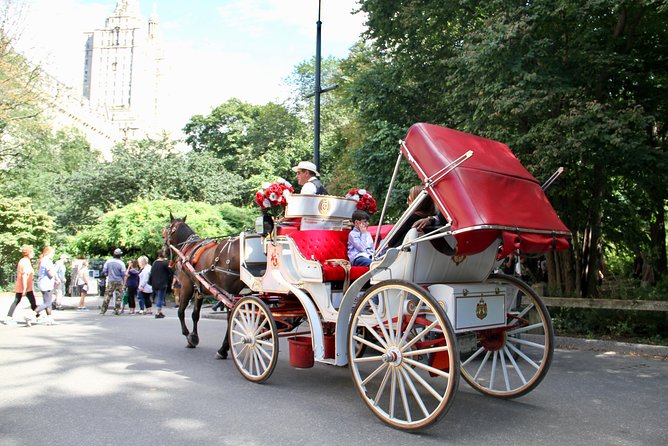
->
[[163, 212, 194, 248]]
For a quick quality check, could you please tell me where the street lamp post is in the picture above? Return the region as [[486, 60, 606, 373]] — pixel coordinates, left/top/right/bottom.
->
[[311, 0, 338, 173], [314, 0, 322, 171]]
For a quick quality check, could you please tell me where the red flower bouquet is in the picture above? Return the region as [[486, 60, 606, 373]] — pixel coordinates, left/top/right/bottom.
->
[[345, 188, 377, 214], [255, 178, 294, 213]]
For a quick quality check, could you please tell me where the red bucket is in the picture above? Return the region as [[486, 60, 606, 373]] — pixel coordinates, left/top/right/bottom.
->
[[324, 334, 335, 359], [288, 336, 314, 368]]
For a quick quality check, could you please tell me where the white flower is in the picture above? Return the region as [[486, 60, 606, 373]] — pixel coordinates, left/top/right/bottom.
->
[[358, 189, 367, 196], [262, 182, 272, 189], [263, 199, 271, 208], [269, 192, 278, 201], [352, 194, 360, 201], [282, 189, 291, 198]]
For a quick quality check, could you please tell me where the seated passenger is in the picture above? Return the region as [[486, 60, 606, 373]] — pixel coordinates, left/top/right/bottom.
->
[[386, 185, 437, 248], [348, 210, 374, 267], [293, 161, 328, 195]]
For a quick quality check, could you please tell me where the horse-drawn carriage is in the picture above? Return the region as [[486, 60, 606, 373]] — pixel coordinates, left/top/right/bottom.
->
[[164, 123, 571, 431]]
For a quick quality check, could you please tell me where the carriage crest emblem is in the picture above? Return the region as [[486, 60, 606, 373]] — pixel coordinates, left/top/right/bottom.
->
[[318, 198, 331, 215], [476, 298, 488, 320], [451, 255, 466, 266], [270, 252, 279, 268]]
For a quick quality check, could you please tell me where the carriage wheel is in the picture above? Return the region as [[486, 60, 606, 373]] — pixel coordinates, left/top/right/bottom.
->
[[353, 326, 369, 358], [348, 280, 459, 431], [459, 273, 554, 398], [229, 296, 278, 383]]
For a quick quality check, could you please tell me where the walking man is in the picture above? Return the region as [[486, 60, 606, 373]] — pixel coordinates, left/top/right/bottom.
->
[[100, 248, 126, 315], [53, 254, 68, 310]]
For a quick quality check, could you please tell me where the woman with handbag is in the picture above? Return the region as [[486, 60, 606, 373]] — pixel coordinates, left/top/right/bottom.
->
[[77, 260, 90, 311]]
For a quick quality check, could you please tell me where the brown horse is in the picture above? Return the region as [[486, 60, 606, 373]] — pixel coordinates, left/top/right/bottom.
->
[[163, 213, 243, 357]]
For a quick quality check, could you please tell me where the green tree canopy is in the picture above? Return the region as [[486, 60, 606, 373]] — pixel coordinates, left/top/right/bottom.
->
[[344, 0, 668, 295], [0, 196, 54, 276], [68, 198, 256, 259], [182, 98, 310, 198]]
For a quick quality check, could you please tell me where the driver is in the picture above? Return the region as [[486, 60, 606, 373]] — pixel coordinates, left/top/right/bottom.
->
[[293, 161, 328, 195]]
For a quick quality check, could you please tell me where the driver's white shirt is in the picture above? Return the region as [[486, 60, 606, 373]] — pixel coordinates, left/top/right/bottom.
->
[[300, 177, 318, 194]]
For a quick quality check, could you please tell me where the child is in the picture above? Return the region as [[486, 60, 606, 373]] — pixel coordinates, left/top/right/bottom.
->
[[348, 210, 374, 267]]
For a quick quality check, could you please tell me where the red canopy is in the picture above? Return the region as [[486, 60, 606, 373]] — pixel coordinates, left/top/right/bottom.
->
[[402, 123, 571, 257]]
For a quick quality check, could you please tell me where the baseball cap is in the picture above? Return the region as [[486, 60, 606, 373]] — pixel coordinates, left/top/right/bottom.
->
[[113, 248, 123, 256]]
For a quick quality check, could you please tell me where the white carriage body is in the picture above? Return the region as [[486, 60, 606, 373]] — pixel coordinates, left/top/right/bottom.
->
[[225, 123, 569, 430]]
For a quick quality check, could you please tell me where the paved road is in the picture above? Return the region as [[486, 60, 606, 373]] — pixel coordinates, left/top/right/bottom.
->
[[1, 295, 666, 446]]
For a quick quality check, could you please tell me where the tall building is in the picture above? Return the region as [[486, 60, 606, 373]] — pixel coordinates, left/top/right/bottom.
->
[[82, 0, 163, 140]]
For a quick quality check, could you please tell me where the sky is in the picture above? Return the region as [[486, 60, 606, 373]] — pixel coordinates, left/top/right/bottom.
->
[[13, 0, 367, 134]]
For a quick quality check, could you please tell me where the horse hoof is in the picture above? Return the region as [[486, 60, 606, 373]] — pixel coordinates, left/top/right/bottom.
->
[[186, 343, 196, 349], [187, 333, 200, 347], [214, 352, 227, 360]]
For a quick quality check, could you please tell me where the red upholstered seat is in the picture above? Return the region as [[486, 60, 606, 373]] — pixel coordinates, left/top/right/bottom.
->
[[288, 230, 369, 281]]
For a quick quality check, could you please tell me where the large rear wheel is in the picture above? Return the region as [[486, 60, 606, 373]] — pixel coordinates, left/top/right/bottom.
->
[[458, 273, 554, 398], [348, 280, 459, 431], [229, 296, 278, 383]]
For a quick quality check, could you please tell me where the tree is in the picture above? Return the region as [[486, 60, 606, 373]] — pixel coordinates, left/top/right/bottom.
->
[[285, 56, 367, 196], [182, 99, 310, 199], [346, 0, 668, 295], [48, 136, 245, 232], [68, 199, 256, 259], [0, 0, 45, 168], [0, 195, 54, 284]]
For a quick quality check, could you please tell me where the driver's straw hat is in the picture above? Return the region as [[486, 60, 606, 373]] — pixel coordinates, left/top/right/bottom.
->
[[292, 161, 319, 176]]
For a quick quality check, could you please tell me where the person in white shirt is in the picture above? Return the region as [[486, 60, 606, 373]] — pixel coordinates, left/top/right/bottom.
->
[[292, 161, 328, 195]]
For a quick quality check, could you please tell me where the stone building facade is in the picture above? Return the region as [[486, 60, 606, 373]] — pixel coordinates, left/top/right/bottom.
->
[[82, 0, 163, 141]]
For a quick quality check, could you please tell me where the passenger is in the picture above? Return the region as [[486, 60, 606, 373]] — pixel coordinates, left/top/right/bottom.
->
[[386, 185, 437, 248], [293, 161, 328, 195], [348, 210, 374, 267]]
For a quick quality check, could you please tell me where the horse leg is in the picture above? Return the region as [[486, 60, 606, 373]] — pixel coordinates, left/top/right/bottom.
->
[[186, 294, 204, 348], [179, 281, 196, 348], [215, 308, 230, 360]]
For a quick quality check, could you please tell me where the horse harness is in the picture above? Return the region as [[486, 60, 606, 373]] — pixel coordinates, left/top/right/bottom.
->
[[166, 224, 239, 306]]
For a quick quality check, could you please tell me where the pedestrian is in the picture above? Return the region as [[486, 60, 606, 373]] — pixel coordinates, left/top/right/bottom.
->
[[100, 248, 126, 315], [3, 245, 38, 325], [124, 260, 140, 315], [53, 254, 69, 310], [28, 246, 58, 326], [171, 274, 181, 308], [137, 255, 153, 315], [150, 249, 171, 319], [76, 260, 90, 311]]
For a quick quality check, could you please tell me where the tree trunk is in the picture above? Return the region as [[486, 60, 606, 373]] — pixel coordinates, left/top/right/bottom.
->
[[547, 247, 576, 297], [648, 199, 667, 278], [579, 174, 605, 298]]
